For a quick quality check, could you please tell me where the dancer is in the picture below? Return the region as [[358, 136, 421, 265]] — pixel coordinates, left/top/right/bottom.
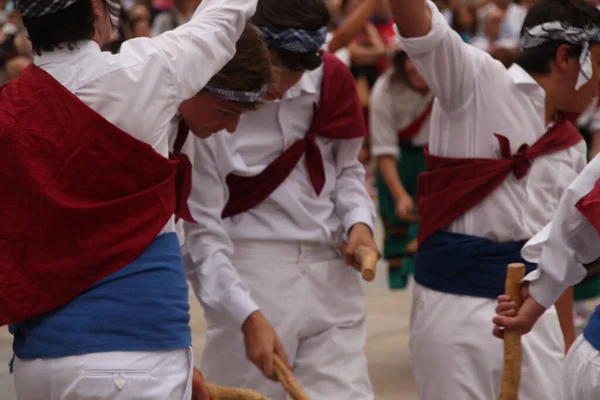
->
[[390, 0, 600, 398], [493, 152, 600, 400], [183, 0, 379, 398], [1, 0, 270, 399], [371, 49, 432, 289]]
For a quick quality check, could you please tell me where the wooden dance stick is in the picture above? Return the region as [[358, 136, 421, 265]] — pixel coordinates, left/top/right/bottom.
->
[[354, 246, 378, 282], [273, 354, 311, 400], [498, 263, 525, 400], [204, 383, 270, 400]]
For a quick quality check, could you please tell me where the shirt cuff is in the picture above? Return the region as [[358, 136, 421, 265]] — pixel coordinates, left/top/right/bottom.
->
[[527, 271, 569, 310], [371, 145, 400, 158], [397, 1, 449, 56], [222, 287, 260, 328], [343, 207, 375, 236]]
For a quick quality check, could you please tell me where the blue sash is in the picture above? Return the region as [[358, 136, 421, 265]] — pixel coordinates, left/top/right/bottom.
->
[[584, 307, 600, 351], [414, 231, 536, 298]]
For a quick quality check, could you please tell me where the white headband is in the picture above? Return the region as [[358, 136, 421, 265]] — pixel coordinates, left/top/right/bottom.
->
[[521, 21, 600, 90]]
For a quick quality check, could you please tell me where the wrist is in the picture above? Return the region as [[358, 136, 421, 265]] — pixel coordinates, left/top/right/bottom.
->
[[349, 222, 373, 237], [241, 310, 262, 333], [393, 190, 411, 203]]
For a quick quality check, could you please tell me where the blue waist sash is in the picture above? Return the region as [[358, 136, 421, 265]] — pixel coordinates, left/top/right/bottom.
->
[[584, 307, 600, 351], [414, 231, 536, 299]]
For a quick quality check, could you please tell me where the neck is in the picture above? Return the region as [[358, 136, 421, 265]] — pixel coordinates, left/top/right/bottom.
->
[[531, 72, 557, 124]]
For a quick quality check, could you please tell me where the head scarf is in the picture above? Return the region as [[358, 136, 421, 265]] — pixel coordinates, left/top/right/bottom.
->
[[15, 0, 79, 18], [254, 25, 327, 53], [521, 21, 600, 90], [16, 0, 120, 29], [204, 84, 268, 103]]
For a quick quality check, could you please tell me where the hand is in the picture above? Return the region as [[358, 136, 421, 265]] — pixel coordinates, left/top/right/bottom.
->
[[241, 311, 291, 380], [492, 285, 547, 339], [395, 194, 415, 220], [343, 223, 381, 272], [191, 368, 211, 400]]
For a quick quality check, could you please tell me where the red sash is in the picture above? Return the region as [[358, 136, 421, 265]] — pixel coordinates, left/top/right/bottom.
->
[[417, 115, 583, 244], [169, 120, 195, 223], [0, 65, 179, 326], [576, 179, 600, 235], [221, 52, 367, 219], [398, 100, 433, 142]]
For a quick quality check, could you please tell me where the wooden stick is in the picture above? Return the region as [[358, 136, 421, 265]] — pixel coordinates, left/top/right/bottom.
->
[[273, 354, 311, 400], [354, 246, 378, 282], [205, 382, 270, 400], [498, 263, 525, 400]]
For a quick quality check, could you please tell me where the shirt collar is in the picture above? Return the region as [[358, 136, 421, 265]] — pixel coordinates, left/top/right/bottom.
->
[[508, 63, 546, 101], [34, 40, 101, 67], [282, 64, 322, 100]]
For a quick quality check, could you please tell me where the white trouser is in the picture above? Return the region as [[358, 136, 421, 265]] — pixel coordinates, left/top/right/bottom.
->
[[563, 334, 600, 400], [13, 348, 193, 400], [410, 282, 564, 400], [200, 240, 373, 400]]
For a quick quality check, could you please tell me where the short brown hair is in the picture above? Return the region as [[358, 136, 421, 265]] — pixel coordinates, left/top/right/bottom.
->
[[252, 0, 330, 71], [206, 23, 274, 106]]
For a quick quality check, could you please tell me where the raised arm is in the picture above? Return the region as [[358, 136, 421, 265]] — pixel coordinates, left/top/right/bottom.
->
[[389, 0, 487, 111], [327, 0, 378, 53], [130, 0, 258, 104], [389, 0, 432, 38]]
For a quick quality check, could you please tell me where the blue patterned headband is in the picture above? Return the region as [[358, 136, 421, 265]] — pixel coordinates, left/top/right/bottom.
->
[[204, 84, 268, 103], [521, 21, 600, 90], [254, 25, 328, 53]]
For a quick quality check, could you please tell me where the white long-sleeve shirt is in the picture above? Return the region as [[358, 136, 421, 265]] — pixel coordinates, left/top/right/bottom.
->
[[34, 0, 256, 235], [370, 68, 433, 158], [522, 154, 600, 309], [184, 63, 376, 328], [396, 1, 587, 243]]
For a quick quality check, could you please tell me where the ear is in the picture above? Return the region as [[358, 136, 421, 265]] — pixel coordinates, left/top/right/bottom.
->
[[554, 43, 576, 72]]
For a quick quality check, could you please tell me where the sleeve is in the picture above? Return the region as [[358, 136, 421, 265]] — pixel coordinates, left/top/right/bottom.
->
[[522, 157, 600, 309], [397, 0, 487, 112], [333, 137, 377, 235], [182, 134, 259, 328], [370, 76, 400, 158], [131, 0, 257, 104]]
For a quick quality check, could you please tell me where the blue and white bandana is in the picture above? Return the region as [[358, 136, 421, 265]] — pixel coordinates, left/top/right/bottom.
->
[[16, 0, 120, 29], [254, 25, 328, 53], [15, 0, 79, 17], [521, 21, 600, 90], [204, 84, 268, 103]]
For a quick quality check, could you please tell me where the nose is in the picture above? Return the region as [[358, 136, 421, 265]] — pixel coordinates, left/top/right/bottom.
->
[[225, 116, 241, 134]]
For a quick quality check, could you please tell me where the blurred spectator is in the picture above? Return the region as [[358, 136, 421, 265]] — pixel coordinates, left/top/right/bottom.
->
[[477, 0, 526, 40], [344, 0, 386, 88], [0, 1, 31, 83], [151, 0, 199, 36], [128, 4, 152, 38], [370, 0, 398, 72], [452, 4, 478, 42], [327, 0, 343, 25], [470, 5, 518, 52]]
